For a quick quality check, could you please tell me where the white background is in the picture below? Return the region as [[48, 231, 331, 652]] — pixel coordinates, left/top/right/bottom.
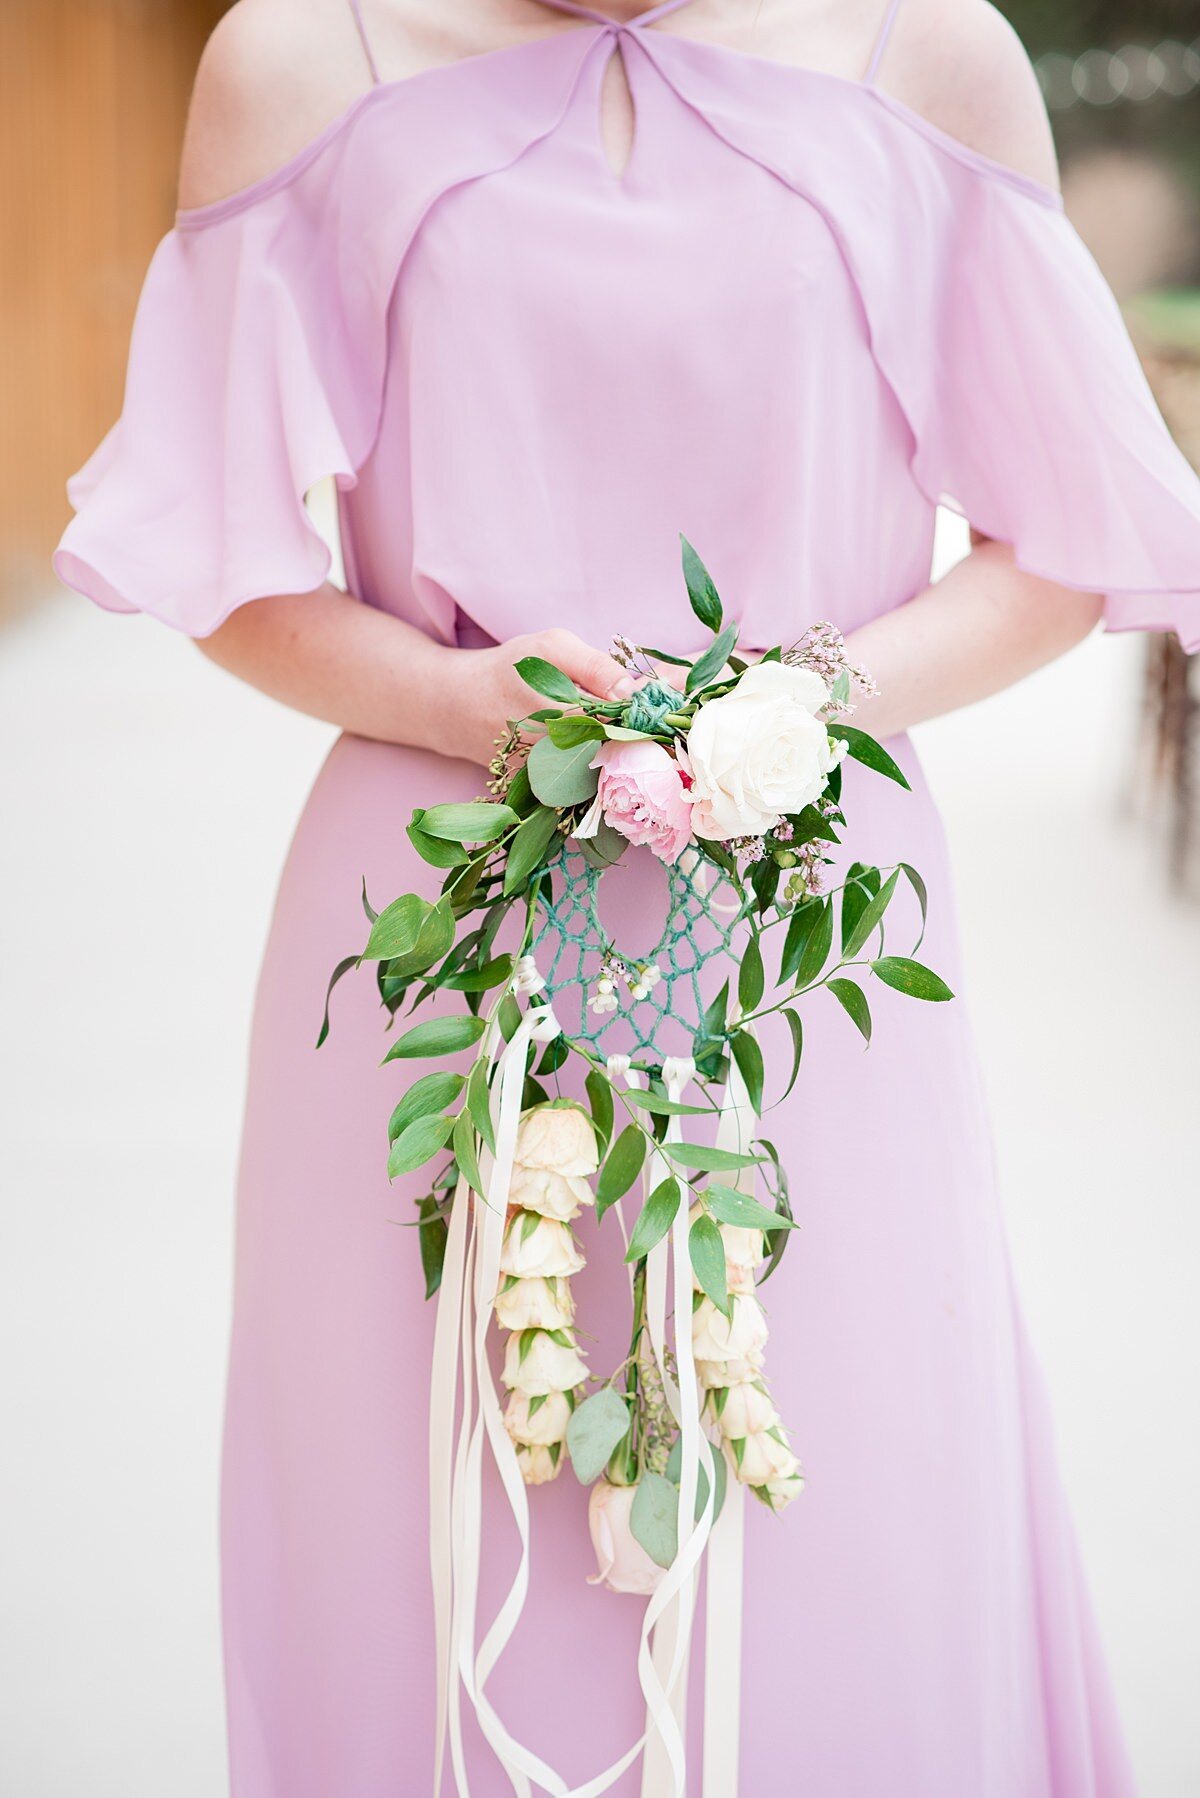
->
[[2, 517, 1198, 1795]]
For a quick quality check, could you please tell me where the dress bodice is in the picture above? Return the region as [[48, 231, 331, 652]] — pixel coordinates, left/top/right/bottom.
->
[[55, 4, 1200, 651]]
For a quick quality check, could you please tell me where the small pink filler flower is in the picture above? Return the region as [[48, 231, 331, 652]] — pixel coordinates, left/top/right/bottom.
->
[[583, 740, 694, 865]]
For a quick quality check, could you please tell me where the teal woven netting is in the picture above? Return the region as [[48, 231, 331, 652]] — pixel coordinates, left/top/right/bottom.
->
[[532, 850, 744, 1052]]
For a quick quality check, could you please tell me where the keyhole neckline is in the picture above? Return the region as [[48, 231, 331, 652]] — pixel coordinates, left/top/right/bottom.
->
[[530, 0, 698, 31]]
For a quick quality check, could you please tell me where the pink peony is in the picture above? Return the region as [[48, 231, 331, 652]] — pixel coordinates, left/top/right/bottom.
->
[[584, 740, 694, 866]]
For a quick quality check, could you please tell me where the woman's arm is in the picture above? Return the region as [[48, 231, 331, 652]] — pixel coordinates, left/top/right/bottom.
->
[[844, 539, 1104, 741]]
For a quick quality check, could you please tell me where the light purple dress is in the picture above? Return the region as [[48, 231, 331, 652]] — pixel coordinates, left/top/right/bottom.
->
[[55, 1, 1200, 1792]]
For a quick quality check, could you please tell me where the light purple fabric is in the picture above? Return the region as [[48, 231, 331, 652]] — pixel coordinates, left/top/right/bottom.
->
[[55, 13, 1193, 1794]]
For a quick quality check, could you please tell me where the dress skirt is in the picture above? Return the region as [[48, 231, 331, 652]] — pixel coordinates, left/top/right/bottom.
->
[[220, 728, 1136, 1797]]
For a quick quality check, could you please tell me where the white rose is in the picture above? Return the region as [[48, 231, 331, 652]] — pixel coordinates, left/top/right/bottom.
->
[[515, 1442, 563, 1486], [686, 661, 838, 840], [692, 1293, 769, 1364], [735, 1428, 799, 1487], [494, 1276, 575, 1332], [695, 1351, 765, 1388], [508, 1164, 595, 1221], [505, 1388, 572, 1448], [515, 1104, 599, 1176], [720, 1223, 766, 1270], [707, 1380, 778, 1440], [588, 1479, 666, 1596], [502, 1328, 588, 1396], [763, 1469, 806, 1511], [501, 1212, 586, 1280]]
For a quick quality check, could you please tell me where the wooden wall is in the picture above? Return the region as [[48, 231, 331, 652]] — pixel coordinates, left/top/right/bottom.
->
[[1, 0, 228, 595]]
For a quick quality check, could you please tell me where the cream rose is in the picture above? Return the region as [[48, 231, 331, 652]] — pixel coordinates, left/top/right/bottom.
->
[[505, 1388, 572, 1448], [763, 1469, 806, 1511], [587, 1479, 666, 1596], [502, 1328, 588, 1396], [686, 661, 841, 840], [695, 1350, 765, 1388], [692, 1293, 769, 1364], [515, 1104, 599, 1177], [735, 1428, 800, 1487], [507, 1164, 595, 1222], [515, 1443, 562, 1486], [500, 1212, 586, 1280], [707, 1379, 779, 1440], [494, 1275, 575, 1333]]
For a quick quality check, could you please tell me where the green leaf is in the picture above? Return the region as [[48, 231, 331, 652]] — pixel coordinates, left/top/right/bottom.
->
[[503, 806, 560, 897], [440, 955, 512, 993], [418, 802, 518, 843], [662, 1142, 760, 1173], [361, 880, 379, 924], [780, 1008, 804, 1104], [665, 1434, 727, 1523], [737, 933, 764, 1014], [585, 1070, 615, 1154], [729, 1030, 764, 1114], [625, 1177, 681, 1262], [794, 899, 834, 989], [843, 868, 900, 961], [827, 724, 911, 790], [388, 1070, 465, 1143], [622, 1090, 709, 1118], [870, 957, 954, 1002], [680, 535, 723, 633], [388, 898, 455, 980], [566, 1388, 631, 1485], [407, 819, 470, 868], [706, 1184, 797, 1233], [515, 656, 582, 705], [527, 735, 601, 808], [364, 893, 429, 962], [689, 1211, 730, 1315], [382, 1014, 488, 1063], [452, 1108, 483, 1195], [466, 1058, 496, 1154], [779, 900, 821, 984], [417, 1196, 449, 1300], [545, 714, 607, 749], [577, 820, 628, 870], [900, 862, 929, 953], [686, 622, 740, 695], [387, 1112, 454, 1179], [596, 1125, 646, 1216], [315, 953, 358, 1049], [630, 1470, 679, 1569], [827, 977, 873, 1043]]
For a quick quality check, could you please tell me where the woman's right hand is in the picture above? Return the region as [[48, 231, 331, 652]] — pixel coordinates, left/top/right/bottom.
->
[[435, 629, 639, 770]]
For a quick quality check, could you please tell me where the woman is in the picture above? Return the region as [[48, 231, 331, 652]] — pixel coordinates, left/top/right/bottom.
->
[[56, 0, 1200, 1792]]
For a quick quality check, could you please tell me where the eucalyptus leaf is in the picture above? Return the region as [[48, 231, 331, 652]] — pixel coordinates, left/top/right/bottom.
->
[[566, 1388, 631, 1485], [870, 957, 954, 1002], [382, 1014, 487, 1063], [630, 1470, 679, 1570], [527, 735, 601, 808], [625, 1177, 681, 1262], [665, 1435, 727, 1523], [577, 820, 628, 870]]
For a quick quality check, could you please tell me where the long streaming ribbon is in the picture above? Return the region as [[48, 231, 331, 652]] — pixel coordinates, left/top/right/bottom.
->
[[428, 1001, 757, 1795]]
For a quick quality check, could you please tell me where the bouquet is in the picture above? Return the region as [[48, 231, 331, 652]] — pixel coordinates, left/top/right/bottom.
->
[[322, 539, 951, 1786]]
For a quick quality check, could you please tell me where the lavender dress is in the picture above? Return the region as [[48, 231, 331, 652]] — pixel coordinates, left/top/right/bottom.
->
[[55, 1, 1200, 1792]]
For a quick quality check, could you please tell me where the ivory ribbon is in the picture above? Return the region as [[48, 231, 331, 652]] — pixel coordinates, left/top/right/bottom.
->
[[429, 1001, 755, 1795]]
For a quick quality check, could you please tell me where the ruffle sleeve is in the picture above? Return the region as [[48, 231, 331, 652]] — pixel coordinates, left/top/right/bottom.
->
[[890, 139, 1200, 648], [53, 178, 377, 637]]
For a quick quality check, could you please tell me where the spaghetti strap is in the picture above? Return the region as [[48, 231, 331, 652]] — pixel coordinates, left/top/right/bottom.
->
[[864, 0, 905, 84], [347, 0, 383, 85]]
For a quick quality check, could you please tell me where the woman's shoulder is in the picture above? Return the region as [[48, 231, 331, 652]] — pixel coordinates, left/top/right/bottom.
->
[[178, 0, 376, 212], [878, 0, 1059, 191]]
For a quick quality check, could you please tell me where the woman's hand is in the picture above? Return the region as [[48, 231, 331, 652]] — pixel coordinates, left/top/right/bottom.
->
[[435, 628, 638, 769]]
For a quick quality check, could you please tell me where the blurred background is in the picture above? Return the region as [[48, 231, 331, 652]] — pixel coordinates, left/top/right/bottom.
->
[[1, 3, 1198, 1795]]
